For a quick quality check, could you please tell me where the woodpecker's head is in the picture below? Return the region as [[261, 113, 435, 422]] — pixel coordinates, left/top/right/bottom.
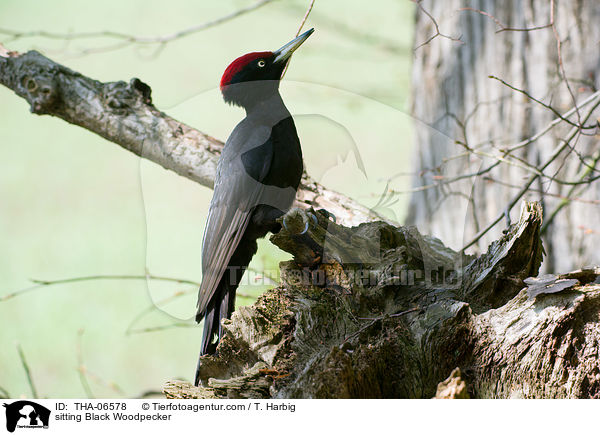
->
[[220, 29, 314, 108]]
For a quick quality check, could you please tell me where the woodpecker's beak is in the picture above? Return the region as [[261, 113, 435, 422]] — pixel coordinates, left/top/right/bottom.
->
[[273, 28, 314, 65]]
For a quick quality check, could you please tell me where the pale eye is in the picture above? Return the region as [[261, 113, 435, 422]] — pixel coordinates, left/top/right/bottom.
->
[[257, 59, 266, 67]]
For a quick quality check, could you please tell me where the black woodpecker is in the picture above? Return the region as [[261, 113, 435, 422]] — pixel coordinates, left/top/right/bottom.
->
[[194, 29, 314, 385]]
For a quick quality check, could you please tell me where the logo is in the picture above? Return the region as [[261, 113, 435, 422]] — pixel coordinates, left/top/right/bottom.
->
[[2, 401, 50, 433]]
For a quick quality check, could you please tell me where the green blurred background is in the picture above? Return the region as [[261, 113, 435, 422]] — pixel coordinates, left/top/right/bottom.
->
[[0, 0, 414, 397]]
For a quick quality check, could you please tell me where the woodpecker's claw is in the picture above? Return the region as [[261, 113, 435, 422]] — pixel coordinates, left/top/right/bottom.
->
[[299, 212, 318, 234], [299, 219, 310, 235], [310, 212, 318, 226], [318, 209, 336, 223], [282, 208, 318, 235]]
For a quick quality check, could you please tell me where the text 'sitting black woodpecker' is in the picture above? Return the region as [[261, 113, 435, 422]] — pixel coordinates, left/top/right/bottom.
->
[[194, 29, 314, 385]]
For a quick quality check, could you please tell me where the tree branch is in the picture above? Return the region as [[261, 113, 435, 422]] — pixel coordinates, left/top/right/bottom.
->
[[0, 49, 382, 226], [0, 0, 279, 56], [413, 0, 463, 50], [16, 343, 38, 399]]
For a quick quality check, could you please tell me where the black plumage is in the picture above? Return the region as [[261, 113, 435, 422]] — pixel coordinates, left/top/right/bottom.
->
[[194, 30, 314, 385]]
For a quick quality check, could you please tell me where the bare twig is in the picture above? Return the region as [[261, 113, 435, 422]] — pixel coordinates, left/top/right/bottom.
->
[[2, 269, 274, 339], [505, 90, 600, 153], [75, 330, 125, 397], [483, 175, 600, 206], [286, 3, 406, 55], [30, 274, 200, 286], [16, 343, 38, 399], [295, 0, 316, 37], [281, 0, 316, 79], [0, 274, 200, 303], [78, 371, 125, 397], [127, 322, 196, 335], [76, 329, 94, 399], [0, 385, 11, 399], [125, 290, 190, 335], [541, 151, 600, 234], [460, 6, 553, 33], [489, 75, 596, 131], [413, 0, 463, 50], [385, 88, 600, 198], [461, 97, 600, 251], [124, 284, 259, 336], [0, 0, 278, 56], [550, 0, 581, 126], [0, 50, 382, 227]]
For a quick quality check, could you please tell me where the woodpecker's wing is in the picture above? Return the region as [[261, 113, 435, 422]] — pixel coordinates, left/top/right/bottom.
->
[[196, 123, 273, 317]]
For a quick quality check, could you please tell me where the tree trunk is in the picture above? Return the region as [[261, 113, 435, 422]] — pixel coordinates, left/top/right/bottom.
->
[[407, 0, 600, 272], [3, 32, 598, 400], [164, 202, 600, 399]]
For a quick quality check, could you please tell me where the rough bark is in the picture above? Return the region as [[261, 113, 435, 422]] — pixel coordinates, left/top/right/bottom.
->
[[0, 48, 381, 227], [434, 368, 469, 399], [164, 201, 600, 399], [407, 0, 600, 272], [2, 41, 597, 400]]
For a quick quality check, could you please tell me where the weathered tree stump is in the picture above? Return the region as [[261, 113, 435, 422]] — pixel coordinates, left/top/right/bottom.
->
[[164, 201, 600, 398]]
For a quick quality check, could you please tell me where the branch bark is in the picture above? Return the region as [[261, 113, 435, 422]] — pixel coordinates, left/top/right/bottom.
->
[[0, 49, 381, 227], [4, 48, 597, 400]]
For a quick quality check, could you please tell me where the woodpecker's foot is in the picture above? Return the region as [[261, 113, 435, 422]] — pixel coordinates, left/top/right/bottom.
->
[[282, 208, 318, 235], [318, 208, 336, 223], [304, 212, 318, 233]]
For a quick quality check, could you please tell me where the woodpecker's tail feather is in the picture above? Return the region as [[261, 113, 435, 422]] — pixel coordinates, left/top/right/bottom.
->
[[194, 219, 272, 386], [199, 301, 219, 355], [194, 282, 236, 386], [194, 241, 258, 386]]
